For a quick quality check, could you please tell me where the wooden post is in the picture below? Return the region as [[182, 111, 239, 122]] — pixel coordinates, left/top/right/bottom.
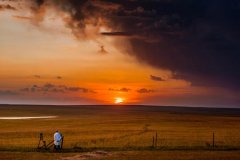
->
[[40, 133, 43, 140], [155, 132, 158, 148], [38, 133, 43, 149], [152, 136, 155, 148], [212, 132, 215, 148]]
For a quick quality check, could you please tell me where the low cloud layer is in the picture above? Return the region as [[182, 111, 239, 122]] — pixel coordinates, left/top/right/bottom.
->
[[33, 75, 41, 79], [0, 90, 18, 96], [33, 75, 63, 80], [109, 87, 131, 92], [56, 76, 62, 80], [20, 83, 95, 94], [137, 88, 155, 94]]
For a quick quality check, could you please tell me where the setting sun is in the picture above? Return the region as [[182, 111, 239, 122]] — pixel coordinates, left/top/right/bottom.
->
[[114, 97, 124, 104]]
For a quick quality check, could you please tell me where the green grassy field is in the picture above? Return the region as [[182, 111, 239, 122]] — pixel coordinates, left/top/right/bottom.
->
[[0, 105, 240, 159]]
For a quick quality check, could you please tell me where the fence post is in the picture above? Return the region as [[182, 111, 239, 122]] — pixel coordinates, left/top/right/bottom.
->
[[61, 136, 64, 149], [212, 132, 215, 148], [38, 133, 43, 149], [152, 136, 155, 148], [155, 132, 158, 148]]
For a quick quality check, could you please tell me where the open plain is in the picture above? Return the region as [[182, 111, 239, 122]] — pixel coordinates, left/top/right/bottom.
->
[[0, 105, 240, 160]]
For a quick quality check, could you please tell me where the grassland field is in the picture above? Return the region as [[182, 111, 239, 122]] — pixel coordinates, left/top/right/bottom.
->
[[0, 105, 240, 160]]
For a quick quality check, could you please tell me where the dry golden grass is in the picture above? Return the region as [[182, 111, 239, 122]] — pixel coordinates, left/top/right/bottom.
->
[[0, 105, 240, 159], [0, 105, 240, 150]]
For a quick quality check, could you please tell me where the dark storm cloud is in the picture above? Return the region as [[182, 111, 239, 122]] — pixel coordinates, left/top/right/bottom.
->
[[109, 0, 240, 90], [101, 32, 133, 37], [137, 88, 155, 94], [100, 31, 155, 42], [20, 83, 95, 94], [102, 0, 240, 90], [150, 75, 165, 82], [35, 0, 44, 6], [11, 0, 240, 90]]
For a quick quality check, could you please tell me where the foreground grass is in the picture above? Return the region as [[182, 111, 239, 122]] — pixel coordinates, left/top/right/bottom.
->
[[107, 150, 240, 160], [0, 152, 73, 160], [1, 150, 240, 160]]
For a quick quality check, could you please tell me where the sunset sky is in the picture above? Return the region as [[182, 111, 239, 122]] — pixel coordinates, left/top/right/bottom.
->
[[0, 0, 239, 107]]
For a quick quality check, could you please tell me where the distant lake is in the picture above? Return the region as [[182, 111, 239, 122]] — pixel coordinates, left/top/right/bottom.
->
[[0, 116, 57, 120]]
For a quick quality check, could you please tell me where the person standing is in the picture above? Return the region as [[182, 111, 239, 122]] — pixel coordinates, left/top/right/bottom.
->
[[54, 130, 62, 150]]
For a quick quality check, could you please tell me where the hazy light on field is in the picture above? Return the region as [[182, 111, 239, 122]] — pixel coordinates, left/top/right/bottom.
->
[[0, 116, 57, 120]]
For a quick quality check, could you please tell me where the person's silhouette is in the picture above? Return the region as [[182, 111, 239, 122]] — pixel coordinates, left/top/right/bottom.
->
[[54, 130, 62, 150]]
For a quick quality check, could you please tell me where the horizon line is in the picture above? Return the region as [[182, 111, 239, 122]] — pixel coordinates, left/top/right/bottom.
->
[[0, 104, 239, 109]]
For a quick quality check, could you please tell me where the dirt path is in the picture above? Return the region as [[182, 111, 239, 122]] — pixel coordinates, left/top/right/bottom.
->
[[58, 151, 115, 160]]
